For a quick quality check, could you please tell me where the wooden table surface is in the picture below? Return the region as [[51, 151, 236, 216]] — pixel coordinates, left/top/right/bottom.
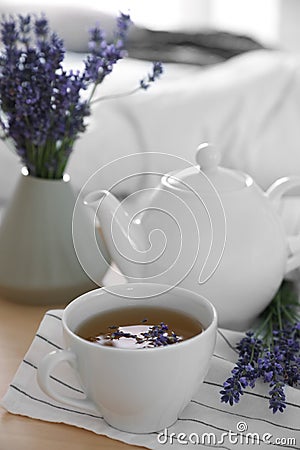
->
[[0, 295, 146, 450]]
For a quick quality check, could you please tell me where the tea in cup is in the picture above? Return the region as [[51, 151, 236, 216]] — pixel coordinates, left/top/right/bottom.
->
[[37, 283, 217, 433]]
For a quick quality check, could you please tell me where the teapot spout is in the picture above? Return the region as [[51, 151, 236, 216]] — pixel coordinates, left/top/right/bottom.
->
[[84, 190, 148, 279]]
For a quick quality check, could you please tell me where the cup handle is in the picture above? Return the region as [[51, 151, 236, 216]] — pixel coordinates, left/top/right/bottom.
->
[[37, 349, 96, 412], [266, 176, 300, 274]]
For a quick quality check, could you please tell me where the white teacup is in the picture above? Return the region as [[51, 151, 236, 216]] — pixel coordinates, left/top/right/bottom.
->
[[37, 283, 217, 433]]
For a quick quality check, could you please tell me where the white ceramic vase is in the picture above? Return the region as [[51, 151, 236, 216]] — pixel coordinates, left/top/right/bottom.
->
[[0, 169, 110, 305]]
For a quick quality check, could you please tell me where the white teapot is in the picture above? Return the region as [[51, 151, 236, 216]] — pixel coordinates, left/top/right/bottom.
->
[[84, 144, 300, 330]]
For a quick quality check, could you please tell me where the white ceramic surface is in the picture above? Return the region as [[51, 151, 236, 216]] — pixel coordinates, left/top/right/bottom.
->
[[84, 144, 300, 330], [37, 283, 217, 433], [0, 170, 110, 304]]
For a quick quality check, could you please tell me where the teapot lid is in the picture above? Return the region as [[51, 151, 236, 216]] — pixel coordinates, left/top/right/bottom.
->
[[164, 143, 252, 193]]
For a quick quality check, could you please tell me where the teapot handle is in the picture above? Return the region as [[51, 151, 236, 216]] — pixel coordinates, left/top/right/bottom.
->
[[266, 176, 300, 274]]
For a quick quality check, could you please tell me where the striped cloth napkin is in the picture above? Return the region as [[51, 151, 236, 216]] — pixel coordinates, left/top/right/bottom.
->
[[1, 309, 299, 450]]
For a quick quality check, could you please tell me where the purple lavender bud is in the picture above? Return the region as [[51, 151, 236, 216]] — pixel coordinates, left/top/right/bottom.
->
[[140, 62, 163, 90], [1, 18, 18, 46], [116, 13, 132, 40], [264, 371, 273, 382], [239, 377, 248, 388], [34, 16, 48, 37]]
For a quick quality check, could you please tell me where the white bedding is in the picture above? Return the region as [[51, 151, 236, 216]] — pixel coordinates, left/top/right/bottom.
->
[[1, 49, 300, 204]]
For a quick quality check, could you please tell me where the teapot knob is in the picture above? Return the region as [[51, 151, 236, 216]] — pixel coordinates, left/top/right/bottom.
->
[[196, 143, 221, 171]]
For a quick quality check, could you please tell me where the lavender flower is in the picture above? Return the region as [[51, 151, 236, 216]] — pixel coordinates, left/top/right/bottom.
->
[[220, 332, 262, 405], [116, 12, 132, 40], [258, 349, 287, 413], [106, 321, 182, 348], [0, 13, 163, 179], [220, 281, 300, 414], [140, 62, 164, 90], [83, 15, 130, 86], [34, 16, 48, 37]]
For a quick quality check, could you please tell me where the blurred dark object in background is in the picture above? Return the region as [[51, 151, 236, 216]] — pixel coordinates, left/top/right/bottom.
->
[[127, 27, 267, 65]]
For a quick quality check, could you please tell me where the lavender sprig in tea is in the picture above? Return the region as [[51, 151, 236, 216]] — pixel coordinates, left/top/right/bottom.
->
[[76, 306, 203, 350], [98, 320, 183, 348]]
